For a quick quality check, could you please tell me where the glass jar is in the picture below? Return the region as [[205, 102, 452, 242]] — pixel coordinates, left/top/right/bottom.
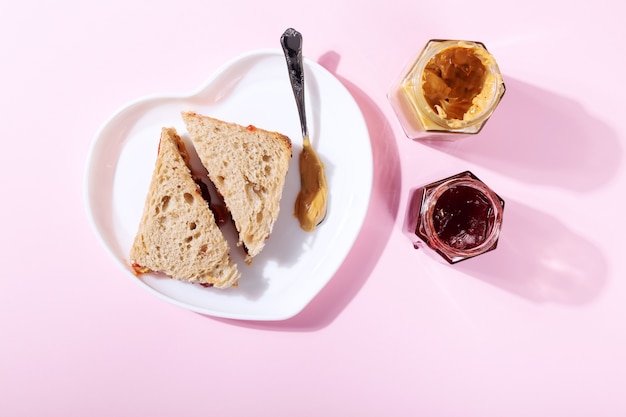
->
[[389, 39, 506, 140], [410, 171, 505, 263]]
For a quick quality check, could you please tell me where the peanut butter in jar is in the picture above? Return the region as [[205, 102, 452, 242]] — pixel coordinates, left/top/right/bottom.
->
[[389, 40, 505, 140]]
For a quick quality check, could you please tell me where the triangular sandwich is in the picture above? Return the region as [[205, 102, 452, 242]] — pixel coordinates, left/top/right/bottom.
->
[[181, 112, 292, 262], [129, 127, 240, 288]]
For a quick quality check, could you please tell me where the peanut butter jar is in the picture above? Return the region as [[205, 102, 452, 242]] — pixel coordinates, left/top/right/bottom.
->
[[389, 40, 505, 140]]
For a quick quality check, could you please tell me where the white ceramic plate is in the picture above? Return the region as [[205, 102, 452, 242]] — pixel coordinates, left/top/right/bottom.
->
[[84, 49, 373, 320]]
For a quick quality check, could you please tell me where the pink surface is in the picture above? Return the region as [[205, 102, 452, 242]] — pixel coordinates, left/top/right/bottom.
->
[[1, 1, 624, 416]]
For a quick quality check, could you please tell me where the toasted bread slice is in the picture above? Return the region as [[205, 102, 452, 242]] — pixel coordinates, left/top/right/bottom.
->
[[129, 127, 240, 288], [181, 112, 292, 262]]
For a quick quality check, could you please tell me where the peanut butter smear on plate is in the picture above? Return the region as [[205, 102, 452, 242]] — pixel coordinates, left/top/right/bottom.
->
[[294, 136, 327, 232]]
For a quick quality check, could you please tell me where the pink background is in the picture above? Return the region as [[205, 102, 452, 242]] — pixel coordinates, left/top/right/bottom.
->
[[2, 0, 625, 416]]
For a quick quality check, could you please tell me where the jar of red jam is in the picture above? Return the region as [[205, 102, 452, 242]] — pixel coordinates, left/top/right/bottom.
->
[[389, 39, 505, 140], [410, 171, 505, 263]]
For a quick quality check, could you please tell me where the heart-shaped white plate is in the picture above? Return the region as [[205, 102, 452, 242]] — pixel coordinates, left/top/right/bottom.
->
[[84, 49, 373, 320]]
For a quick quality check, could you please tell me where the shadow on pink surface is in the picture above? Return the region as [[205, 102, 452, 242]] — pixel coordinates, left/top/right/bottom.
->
[[400, 181, 607, 304], [397, 77, 612, 304], [210, 51, 401, 330], [455, 197, 607, 304], [423, 77, 622, 191]]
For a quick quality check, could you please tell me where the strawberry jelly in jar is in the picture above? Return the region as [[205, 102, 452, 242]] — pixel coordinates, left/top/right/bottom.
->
[[409, 171, 505, 264]]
